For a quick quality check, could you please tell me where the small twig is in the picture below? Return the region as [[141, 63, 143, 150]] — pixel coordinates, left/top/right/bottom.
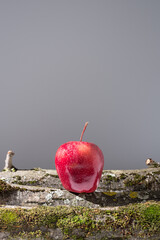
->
[[145, 158, 160, 168], [3, 150, 17, 171]]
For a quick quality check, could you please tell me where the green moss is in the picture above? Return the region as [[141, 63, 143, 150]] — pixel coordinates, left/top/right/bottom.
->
[[120, 173, 127, 180], [0, 202, 160, 239], [14, 175, 21, 181], [143, 204, 160, 224], [12, 175, 21, 184], [0, 210, 19, 231], [18, 230, 43, 239], [33, 168, 43, 171], [3, 167, 17, 172], [12, 175, 40, 185], [44, 173, 59, 178], [13, 180, 38, 185], [0, 180, 19, 193], [104, 175, 120, 184], [23, 180, 38, 185], [153, 170, 160, 175], [124, 173, 147, 187]]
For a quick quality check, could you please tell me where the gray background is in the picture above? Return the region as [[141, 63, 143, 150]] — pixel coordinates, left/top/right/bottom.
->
[[0, 0, 160, 171]]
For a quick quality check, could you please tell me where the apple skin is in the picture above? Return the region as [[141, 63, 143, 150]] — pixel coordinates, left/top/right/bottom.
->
[[55, 141, 104, 193]]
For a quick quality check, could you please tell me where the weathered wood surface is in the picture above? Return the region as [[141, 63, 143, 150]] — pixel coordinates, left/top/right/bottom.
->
[[0, 168, 160, 240], [0, 167, 160, 208]]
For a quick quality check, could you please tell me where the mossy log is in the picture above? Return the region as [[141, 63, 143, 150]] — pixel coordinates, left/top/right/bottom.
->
[[0, 168, 160, 208], [0, 168, 160, 239], [0, 203, 160, 240]]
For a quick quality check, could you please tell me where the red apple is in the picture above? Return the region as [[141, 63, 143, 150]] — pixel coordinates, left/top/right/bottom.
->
[[55, 122, 104, 193]]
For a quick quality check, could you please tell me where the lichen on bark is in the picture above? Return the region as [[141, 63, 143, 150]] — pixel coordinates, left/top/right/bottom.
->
[[0, 168, 160, 239]]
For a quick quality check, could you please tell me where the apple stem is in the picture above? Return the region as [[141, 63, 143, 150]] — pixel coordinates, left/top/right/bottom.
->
[[80, 122, 89, 141]]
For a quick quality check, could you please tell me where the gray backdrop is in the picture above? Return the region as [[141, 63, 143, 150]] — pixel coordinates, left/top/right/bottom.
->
[[0, 0, 160, 170]]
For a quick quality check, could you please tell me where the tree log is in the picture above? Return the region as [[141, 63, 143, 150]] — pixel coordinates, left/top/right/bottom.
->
[[0, 167, 160, 207], [0, 168, 160, 239]]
